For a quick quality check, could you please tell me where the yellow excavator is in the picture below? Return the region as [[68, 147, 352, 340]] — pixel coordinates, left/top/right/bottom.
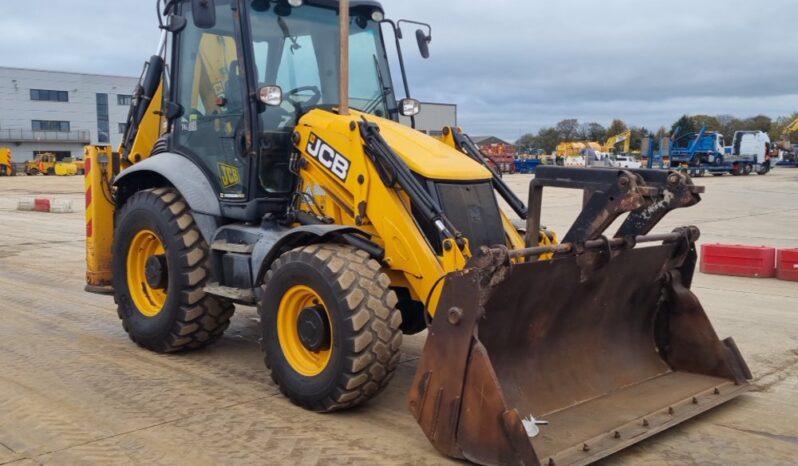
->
[[84, 1, 751, 464], [602, 129, 632, 154]]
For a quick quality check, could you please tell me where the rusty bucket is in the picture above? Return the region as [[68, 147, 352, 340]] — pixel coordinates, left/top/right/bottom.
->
[[409, 168, 751, 466]]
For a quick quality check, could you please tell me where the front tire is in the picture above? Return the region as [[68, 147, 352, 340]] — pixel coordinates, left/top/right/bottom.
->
[[260, 244, 402, 412], [113, 188, 234, 353]]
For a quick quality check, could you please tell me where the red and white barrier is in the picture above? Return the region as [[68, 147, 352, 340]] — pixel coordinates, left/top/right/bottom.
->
[[700, 244, 776, 278], [777, 249, 798, 282], [17, 197, 73, 214]]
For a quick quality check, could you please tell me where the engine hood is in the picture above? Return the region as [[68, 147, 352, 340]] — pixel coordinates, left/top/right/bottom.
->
[[299, 109, 492, 182]]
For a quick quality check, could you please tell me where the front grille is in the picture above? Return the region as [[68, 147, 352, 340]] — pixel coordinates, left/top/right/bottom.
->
[[412, 179, 506, 255]]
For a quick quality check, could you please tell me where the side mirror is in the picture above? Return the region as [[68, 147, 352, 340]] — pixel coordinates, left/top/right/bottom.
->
[[399, 98, 421, 117], [416, 29, 431, 59], [191, 0, 216, 29], [259, 85, 283, 106]]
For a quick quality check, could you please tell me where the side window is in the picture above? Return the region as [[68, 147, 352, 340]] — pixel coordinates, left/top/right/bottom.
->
[[175, 0, 248, 199], [349, 29, 387, 117]]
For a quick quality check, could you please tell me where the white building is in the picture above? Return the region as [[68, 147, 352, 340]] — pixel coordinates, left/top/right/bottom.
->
[[400, 102, 457, 136], [0, 67, 138, 161], [0, 66, 455, 162]]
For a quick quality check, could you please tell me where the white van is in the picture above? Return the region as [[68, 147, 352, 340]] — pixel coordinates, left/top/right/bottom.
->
[[611, 155, 642, 169]]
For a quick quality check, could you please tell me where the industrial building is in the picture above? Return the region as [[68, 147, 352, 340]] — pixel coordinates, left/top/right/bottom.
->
[[0, 67, 138, 161], [400, 102, 457, 135], [0, 65, 454, 162]]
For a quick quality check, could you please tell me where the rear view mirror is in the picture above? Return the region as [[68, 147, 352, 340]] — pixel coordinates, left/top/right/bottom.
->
[[397, 20, 433, 59], [259, 85, 283, 106], [416, 29, 431, 59], [192, 0, 216, 29]]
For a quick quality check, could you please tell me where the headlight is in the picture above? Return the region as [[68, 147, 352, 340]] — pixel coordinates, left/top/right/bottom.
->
[[371, 10, 385, 22], [399, 98, 421, 117], [287, 0, 303, 7]]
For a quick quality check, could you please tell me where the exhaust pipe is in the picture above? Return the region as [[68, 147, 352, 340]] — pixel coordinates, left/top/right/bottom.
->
[[339, 0, 350, 115]]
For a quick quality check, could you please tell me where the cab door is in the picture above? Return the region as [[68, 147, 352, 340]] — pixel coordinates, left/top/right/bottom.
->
[[172, 0, 251, 201]]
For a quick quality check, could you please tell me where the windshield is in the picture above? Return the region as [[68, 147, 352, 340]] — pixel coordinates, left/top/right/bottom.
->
[[247, 3, 395, 128]]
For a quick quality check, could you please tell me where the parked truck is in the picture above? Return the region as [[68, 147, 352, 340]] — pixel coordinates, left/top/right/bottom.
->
[[670, 128, 772, 176]]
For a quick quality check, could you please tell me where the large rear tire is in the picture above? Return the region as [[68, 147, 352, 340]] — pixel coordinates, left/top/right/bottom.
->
[[260, 244, 402, 412], [112, 188, 234, 353]]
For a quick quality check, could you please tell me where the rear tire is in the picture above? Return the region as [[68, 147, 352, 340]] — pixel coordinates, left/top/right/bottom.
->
[[260, 244, 402, 412], [113, 188, 234, 353], [46, 167, 55, 176]]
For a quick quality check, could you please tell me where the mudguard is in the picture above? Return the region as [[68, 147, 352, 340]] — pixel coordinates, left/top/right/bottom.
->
[[114, 152, 221, 242], [251, 224, 378, 284]]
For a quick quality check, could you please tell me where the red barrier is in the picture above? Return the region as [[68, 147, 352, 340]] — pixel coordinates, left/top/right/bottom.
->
[[34, 198, 51, 213], [700, 244, 776, 278], [777, 249, 798, 282]]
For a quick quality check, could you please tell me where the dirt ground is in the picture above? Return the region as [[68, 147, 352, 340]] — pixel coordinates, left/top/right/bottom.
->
[[1, 169, 797, 466]]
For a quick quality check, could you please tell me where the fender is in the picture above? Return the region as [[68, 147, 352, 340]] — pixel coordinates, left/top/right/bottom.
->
[[251, 224, 380, 286], [114, 152, 221, 242]]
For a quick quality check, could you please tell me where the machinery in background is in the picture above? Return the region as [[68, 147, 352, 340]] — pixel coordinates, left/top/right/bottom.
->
[[83, 1, 751, 464], [555, 141, 602, 167], [776, 117, 798, 167], [669, 127, 772, 176], [24, 152, 84, 176], [0, 148, 13, 176], [478, 140, 517, 174], [602, 130, 632, 155]]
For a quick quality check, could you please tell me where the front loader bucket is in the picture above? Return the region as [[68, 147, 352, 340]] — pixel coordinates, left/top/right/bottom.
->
[[409, 169, 751, 466]]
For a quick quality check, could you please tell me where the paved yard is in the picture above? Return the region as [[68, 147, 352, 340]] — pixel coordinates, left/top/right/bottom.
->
[[0, 169, 796, 465]]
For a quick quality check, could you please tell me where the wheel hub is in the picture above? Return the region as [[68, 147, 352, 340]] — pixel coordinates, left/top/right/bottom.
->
[[145, 254, 168, 289], [297, 306, 331, 352]]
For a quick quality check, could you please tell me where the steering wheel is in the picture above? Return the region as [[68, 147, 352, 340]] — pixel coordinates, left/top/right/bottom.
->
[[285, 86, 322, 109]]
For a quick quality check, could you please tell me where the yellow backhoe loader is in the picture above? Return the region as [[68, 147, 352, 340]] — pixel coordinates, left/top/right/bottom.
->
[[24, 152, 80, 176], [0, 148, 13, 176], [84, 1, 751, 464]]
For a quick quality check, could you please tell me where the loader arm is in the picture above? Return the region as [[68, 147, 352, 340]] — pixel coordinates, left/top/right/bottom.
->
[[291, 109, 505, 313]]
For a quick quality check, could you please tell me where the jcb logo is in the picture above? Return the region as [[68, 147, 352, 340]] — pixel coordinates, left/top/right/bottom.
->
[[218, 163, 241, 188], [306, 133, 351, 182]]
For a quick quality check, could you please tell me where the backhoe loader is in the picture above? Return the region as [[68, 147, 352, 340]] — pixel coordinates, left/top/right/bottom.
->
[[85, 1, 751, 464], [0, 148, 13, 176]]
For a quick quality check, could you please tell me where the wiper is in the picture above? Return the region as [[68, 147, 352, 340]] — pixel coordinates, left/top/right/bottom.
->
[[277, 17, 301, 52]]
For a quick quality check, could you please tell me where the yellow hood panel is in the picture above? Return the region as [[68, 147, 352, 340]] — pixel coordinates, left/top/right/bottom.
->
[[299, 109, 492, 182]]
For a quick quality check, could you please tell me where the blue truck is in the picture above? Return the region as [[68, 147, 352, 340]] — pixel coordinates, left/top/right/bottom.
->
[[669, 127, 773, 176]]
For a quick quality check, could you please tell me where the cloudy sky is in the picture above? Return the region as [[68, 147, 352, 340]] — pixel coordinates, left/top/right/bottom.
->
[[1, 0, 796, 140]]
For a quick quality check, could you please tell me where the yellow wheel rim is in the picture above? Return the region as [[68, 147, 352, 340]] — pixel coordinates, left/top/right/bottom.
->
[[127, 229, 167, 318], [277, 285, 333, 377]]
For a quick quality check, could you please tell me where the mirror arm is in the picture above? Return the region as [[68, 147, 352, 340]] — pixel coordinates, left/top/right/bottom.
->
[[382, 19, 415, 129]]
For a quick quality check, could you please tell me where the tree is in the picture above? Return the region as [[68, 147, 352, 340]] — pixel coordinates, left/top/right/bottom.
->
[[743, 115, 772, 133], [536, 127, 561, 154], [607, 119, 628, 138], [555, 119, 581, 141], [583, 122, 607, 142], [692, 115, 721, 133], [655, 126, 669, 140], [630, 127, 651, 152], [671, 115, 697, 136], [515, 133, 538, 148]]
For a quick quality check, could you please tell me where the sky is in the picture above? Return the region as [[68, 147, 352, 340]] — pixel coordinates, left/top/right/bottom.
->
[[1, 0, 796, 141]]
